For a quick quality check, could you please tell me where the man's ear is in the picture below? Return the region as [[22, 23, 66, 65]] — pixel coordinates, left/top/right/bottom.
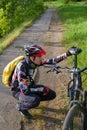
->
[[30, 56, 35, 62]]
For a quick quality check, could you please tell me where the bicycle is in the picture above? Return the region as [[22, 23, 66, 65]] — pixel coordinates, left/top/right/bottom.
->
[[44, 47, 87, 130]]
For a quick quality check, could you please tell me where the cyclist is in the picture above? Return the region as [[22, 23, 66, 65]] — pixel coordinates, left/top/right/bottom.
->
[[11, 44, 75, 119]]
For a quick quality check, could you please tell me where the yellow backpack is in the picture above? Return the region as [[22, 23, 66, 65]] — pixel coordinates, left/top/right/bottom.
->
[[2, 56, 25, 87]]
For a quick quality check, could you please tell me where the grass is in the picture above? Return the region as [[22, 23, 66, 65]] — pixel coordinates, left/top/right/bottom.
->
[[1, 1, 87, 83], [44, 0, 63, 8], [45, 0, 87, 89], [58, 3, 87, 65], [1, 1, 87, 129], [57, 2, 87, 89]]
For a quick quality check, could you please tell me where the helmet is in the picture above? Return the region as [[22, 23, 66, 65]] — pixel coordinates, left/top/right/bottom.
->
[[24, 45, 46, 57]]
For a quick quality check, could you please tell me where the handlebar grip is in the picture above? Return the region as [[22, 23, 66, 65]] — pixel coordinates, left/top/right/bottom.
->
[[76, 48, 82, 54]]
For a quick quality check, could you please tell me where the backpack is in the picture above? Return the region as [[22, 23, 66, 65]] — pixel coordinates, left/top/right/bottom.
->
[[2, 56, 25, 87]]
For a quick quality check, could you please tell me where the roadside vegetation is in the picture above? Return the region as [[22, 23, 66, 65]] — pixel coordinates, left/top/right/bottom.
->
[[0, 0, 87, 87], [45, 0, 87, 89], [1, 1, 87, 129], [0, 0, 44, 54]]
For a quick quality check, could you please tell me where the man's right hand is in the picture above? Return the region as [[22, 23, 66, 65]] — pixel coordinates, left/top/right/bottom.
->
[[66, 46, 77, 56]]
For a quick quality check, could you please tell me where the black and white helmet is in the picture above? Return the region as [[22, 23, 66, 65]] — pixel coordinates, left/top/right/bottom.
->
[[24, 45, 46, 57]]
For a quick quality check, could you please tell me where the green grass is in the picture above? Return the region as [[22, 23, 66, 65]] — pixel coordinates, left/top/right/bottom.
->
[[1, 1, 87, 89], [58, 3, 87, 87], [45, 1, 87, 89], [58, 3, 87, 65], [58, 3, 87, 90], [44, 0, 64, 8], [45, 1, 87, 66]]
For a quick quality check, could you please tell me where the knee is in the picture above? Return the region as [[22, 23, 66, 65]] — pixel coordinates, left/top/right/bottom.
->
[[52, 91, 56, 99], [18, 95, 40, 110], [49, 90, 56, 100], [11, 91, 20, 100], [32, 96, 40, 108]]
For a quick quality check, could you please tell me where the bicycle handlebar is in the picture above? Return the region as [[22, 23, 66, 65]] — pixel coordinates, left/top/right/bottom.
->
[[69, 47, 82, 55], [44, 47, 87, 74], [44, 64, 87, 74]]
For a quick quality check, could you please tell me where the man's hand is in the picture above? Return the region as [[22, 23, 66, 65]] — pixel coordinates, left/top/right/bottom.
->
[[66, 46, 77, 56], [43, 87, 50, 95]]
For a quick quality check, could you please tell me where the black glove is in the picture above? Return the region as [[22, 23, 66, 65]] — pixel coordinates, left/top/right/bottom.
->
[[11, 80, 19, 91], [66, 46, 77, 56], [43, 87, 50, 95]]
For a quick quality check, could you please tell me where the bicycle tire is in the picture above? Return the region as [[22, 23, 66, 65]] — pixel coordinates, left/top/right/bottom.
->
[[62, 104, 87, 130]]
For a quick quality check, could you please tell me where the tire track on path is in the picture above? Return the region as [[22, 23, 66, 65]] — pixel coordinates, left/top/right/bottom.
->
[[0, 8, 58, 130], [0, 8, 68, 130]]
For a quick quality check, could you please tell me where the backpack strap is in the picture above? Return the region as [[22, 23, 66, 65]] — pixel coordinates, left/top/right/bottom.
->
[[25, 60, 35, 83]]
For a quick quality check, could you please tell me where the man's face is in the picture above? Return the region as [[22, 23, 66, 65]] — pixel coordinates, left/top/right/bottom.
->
[[30, 56, 42, 65]]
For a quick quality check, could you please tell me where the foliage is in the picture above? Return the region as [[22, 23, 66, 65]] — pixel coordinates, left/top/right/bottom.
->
[[58, 2, 87, 89], [0, 8, 11, 36], [0, 0, 44, 37], [45, 0, 87, 89]]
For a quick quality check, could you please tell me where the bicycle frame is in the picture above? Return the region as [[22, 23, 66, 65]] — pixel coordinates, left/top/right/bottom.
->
[[44, 47, 87, 130], [68, 52, 87, 109]]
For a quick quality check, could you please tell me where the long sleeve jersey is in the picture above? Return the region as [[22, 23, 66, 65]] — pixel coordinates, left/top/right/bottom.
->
[[12, 52, 67, 94]]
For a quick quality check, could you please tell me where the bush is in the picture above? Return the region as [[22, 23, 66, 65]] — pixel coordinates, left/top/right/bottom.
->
[[0, 8, 11, 37], [0, 0, 44, 37]]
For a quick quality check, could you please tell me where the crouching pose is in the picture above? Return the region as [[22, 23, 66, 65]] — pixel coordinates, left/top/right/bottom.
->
[[11, 45, 75, 118]]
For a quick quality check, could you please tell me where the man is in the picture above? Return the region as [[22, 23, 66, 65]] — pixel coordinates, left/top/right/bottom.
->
[[11, 44, 75, 119]]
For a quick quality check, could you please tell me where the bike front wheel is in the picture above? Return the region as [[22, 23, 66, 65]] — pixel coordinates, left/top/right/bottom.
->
[[62, 104, 87, 130]]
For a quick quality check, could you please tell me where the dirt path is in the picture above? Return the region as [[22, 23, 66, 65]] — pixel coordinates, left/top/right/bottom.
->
[[0, 8, 70, 130]]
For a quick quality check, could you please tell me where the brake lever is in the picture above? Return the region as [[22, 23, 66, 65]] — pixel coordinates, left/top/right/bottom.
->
[[47, 68, 53, 73], [46, 67, 56, 73], [56, 70, 61, 74], [47, 68, 61, 74]]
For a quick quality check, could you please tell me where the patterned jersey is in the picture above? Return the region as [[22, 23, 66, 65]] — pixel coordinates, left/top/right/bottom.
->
[[12, 52, 67, 94]]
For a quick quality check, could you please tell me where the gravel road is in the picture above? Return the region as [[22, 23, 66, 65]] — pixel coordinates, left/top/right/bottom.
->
[[0, 8, 69, 130]]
